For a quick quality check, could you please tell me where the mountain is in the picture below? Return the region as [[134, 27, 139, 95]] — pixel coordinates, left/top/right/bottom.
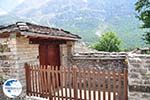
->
[[0, 0, 146, 49]]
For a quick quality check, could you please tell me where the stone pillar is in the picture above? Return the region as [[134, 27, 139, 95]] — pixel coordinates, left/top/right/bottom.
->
[[128, 54, 150, 100], [60, 44, 68, 67], [0, 33, 20, 100], [66, 41, 75, 67], [66, 41, 74, 57], [60, 41, 75, 67]]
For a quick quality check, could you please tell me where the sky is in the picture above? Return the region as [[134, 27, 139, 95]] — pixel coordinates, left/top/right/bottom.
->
[[0, 0, 55, 16], [0, 0, 24, 15]]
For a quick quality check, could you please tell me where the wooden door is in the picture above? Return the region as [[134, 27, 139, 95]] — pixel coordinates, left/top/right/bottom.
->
[[39, 44, 60, 67], [47, 44, 60, 67], [39, 44, 61, 95]]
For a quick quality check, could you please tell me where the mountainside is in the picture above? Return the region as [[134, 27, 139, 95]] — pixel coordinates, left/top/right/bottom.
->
[[0, 0, 146, 49]]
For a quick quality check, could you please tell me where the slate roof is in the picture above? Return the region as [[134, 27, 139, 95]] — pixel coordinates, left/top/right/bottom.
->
[[0, 22, 81, 40]]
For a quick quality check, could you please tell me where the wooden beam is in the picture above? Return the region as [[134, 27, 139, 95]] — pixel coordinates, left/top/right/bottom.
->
[[29, 38, 66, 44]]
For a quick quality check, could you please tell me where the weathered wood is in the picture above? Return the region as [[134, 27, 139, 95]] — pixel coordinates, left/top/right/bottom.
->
[[25, 64, 128, 100], [124, 69, 128, 100], [113, 70, 116, 100], [98, 71, 101, 100], [73, 66, 78, 100], [64, 67, 68, 100], [108, 71, 111, 100], [29, 38, 66, 44], [68, 67, 72, 100], [103, 70, 106, 100], [60, 66, 64, 100], [118, 70, 122, 100]]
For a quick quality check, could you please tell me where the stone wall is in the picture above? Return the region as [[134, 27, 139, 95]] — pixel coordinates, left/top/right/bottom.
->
[[128, 54, 150, 100], [0, 37, 15, 79], [15, 37, 39, 99], [60, 41, 75, 67], [0, 36, 39, 99], [0, 37, 16, 100], [71, 52, 127, 70]]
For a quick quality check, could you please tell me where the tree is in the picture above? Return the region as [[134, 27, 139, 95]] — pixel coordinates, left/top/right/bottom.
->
[[135, 0, 150, 44], [91, 32, 121, 52]]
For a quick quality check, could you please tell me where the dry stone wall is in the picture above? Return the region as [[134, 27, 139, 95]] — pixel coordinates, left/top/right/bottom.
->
[[0, 37, 17, 80], [128, 54, 150, 100], [0, 37, 16, 100], [15, 37, 39, 99], [0, 36, 39, 100], [71, 52, 127, 70]]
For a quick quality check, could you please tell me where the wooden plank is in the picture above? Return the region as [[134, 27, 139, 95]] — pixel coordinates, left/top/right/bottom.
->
[[36, 65, 39, 96], [124, 69, 128, 100], [29, 65, 32, 96], [73, 66, 78, 100], [118, 70, 122, 100], [98, 71, 101, 100], [30, 38, 66, 44], [69, 67, 72, 100], [64, 67, 68, 100], [49, 66, 54, 94], [113, 70, 116, 100], [32, 65, 36, 96], [79, 67, 83, 100], [42, 65, 46, 97], [108, 71, 111, 100], [37, 65, 40, 96], [31, 65, 34, 96], [83, 68, 87, 100], [88, 68, 91, 100], [42, 65, 45, 97], [39, 65, 43, 96], [52, 66, 56, 100], [39, 65, 43, 97], [60, 66, 64, 100], [103, 70, 106, 100], [28, 65, 31, 96], [35, 65, 39, 97], [93, 68, 96, 100], [34, 65, 37, 96], [47, 65, 52, 99], [25, 64, 29, 96], [44, 65, 48, 98], [56, 66, 60, 100]]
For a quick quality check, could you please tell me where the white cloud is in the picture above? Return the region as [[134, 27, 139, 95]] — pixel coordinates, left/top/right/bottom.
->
[[0, 0, 25, 12], [0, 8, 7, 15], [15, 0, 52, 15], [82, 0, 88, 3], [18, 0, 24, 4]]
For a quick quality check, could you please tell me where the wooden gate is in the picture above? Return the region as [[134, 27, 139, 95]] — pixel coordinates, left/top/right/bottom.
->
[[25, 64, 128, 100]]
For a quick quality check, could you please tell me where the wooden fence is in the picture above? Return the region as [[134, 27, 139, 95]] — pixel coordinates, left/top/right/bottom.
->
[[0, 82, 5, 100], [25, 64, 128, 100]]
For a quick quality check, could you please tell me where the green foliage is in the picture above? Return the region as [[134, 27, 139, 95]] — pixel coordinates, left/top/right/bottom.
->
[[135, 0, 150, 44], [91, 32, 121, 52]]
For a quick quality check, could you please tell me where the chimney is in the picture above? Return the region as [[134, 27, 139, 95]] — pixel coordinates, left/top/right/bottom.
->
[[16, 22, 29, 31]]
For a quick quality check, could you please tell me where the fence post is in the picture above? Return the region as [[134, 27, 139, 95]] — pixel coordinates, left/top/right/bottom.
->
[[24, 63, 29, 96], [124, 68, 128, 100], [73, 65, 78, 100]]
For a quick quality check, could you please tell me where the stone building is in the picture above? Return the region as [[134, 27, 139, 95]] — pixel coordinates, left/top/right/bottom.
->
[[0, 22, 81, 99], [0, 22, 150, 100]]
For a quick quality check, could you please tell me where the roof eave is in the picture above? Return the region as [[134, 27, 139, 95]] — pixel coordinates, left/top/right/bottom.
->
[[20, 31, 80, 41]]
